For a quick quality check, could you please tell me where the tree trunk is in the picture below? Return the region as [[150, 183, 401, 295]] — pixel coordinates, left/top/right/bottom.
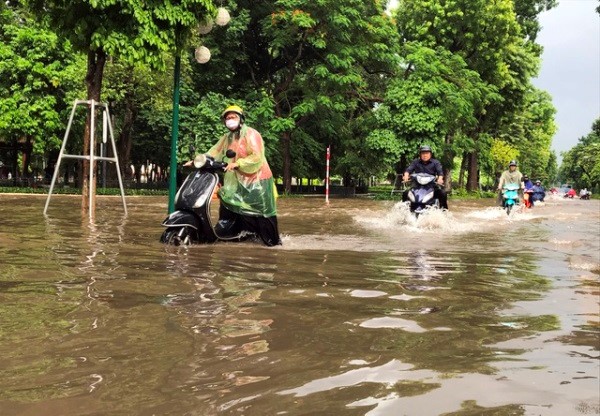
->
[[458, 152, 468, 188], [466, 151, 479, 192], [82, 49, 107, 217], [21, 137, 32, 183], [111, 95, 137, 183], [11, 139, 18, 186], [281, 131, 292, 193], [443, 166, 452, 190], [441, 134, 454, 191]]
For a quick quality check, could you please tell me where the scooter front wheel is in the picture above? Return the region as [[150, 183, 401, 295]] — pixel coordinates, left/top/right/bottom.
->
[[161, 227, 193, 246]]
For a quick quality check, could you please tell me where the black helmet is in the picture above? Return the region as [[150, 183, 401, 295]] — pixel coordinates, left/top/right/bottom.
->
[[419, 145, 432, 153], [508, 160, 517, 167]]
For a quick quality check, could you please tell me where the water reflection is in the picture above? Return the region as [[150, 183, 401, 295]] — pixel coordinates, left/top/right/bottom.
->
[[0, 195, 597, 415]]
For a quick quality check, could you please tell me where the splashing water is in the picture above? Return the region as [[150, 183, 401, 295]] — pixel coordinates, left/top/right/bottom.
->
[[355, 200, 550, 240], [357, 202, 478, 234]]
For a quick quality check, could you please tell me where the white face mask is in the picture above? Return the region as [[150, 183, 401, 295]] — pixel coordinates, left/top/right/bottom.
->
[[225, 119, 240, 130]]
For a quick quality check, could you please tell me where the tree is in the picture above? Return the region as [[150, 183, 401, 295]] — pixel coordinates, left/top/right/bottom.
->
[[513, 0, 557, 42], [500, 87, 556, 181], [394, 0, 555, 191], [364, 42, 490, 188], [191, 0, 400, 192], [101, 57, 175, 178], [559, 118, 600, 190], [23, 0, 217, 213], [488, 139, 519, 185], [0, 5, 84, 179]]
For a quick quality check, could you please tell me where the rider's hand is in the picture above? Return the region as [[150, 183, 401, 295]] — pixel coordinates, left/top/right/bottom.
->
[[436, 178, 444, 186], [225, 162, 238, 171], [402, 174, 409, 182]]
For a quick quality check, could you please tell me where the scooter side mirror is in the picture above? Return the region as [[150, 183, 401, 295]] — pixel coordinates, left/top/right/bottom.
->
[[193, 154, 207, 168], [225, 149, 236, 159]]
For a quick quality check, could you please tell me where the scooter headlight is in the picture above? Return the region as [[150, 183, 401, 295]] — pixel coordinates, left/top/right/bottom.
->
[[422, 191, 434, 203], [416, 176, 433, 185], [193, 154, 207, 168]]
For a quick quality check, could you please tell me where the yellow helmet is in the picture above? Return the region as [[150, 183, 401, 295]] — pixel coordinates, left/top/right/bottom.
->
[[221, 105, 245, 121]]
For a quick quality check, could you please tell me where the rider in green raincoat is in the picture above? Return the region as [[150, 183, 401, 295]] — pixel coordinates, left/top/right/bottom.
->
[[205, 105, 281, 246]]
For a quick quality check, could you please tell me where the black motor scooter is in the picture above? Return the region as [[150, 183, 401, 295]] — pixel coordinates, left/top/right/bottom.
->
[[160, 149, 253, 245], [406, 173, 440, 217]]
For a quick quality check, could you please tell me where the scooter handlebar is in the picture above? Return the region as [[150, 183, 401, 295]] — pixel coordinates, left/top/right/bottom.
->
[[188, 150, 236, 170]]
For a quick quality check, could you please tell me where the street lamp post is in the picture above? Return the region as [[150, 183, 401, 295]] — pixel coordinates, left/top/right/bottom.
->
[[167, 8, 231, 214], [168, 54, 182, 214]]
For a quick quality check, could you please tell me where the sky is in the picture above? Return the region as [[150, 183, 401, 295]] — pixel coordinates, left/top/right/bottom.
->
[[386, 0, 600, 161], [533, 0, 600, 158]]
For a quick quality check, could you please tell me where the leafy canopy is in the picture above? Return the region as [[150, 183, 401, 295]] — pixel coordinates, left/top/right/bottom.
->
[[23, 0, 218, 68]]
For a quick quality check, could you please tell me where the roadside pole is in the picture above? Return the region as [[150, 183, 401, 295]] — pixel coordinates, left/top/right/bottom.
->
[[325, 145, 330, 205]]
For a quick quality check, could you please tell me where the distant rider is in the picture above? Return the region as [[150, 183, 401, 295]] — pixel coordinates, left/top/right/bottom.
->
[[579, 188, 591, 200], [522, 175, 534, 207], [402, 145, 448, 210], [531, 180, 546, 202], [497, 160, 523, 205]]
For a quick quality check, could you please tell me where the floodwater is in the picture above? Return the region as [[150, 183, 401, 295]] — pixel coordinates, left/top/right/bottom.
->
[[0, 193, 598, 416]]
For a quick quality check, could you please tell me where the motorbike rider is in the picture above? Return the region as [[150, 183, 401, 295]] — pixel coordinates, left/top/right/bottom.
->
[[402, 145, 448, 210], [531, 180, 546, 202], [579, 188, 591, 199], [497, 160, 523, 205], [522, 175, 534, 207], [196, 105, 281, 246]]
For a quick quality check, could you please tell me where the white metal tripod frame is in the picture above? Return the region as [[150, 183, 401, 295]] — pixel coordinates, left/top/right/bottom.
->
[[44, 99, 128, 218]]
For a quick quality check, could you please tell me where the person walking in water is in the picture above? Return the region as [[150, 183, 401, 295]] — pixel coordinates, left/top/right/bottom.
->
[[197, 105, 281, 246]]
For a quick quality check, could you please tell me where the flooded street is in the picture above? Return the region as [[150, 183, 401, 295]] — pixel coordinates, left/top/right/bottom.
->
[[0, 194, 598, 415]]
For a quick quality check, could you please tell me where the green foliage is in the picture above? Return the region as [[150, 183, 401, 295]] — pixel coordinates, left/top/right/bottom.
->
[[1, 0, 559, 196], [0, 7, 84, 153], [370, 42, 491, 175], [394, 0, 552, 190], [513, 0, 558, 42], [450, 188, 497, 199], [23, 0, 218, 69], [192, 0, 401, 185], [0, 186, 167, 195], [559, 118, 600, 190], [489, 139, 520, 177], [498, 87, 556, 181]]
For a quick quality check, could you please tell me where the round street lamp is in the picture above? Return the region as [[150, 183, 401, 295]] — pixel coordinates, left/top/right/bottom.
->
[[194, 46, 211, 64], [215, 8, 231, 26], [168, 9, 230, 214]]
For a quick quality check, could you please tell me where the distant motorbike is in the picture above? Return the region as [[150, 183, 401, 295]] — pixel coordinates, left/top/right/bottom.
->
[[406, 173, 440, 217], [501, 184, 520, 214], [531, 191, 545, 203], [523, 189, 534, 208], [160, 149, 253, 245]]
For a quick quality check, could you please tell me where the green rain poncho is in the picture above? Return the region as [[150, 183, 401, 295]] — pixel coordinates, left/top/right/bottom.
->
[[206, 125, 278, 217]]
